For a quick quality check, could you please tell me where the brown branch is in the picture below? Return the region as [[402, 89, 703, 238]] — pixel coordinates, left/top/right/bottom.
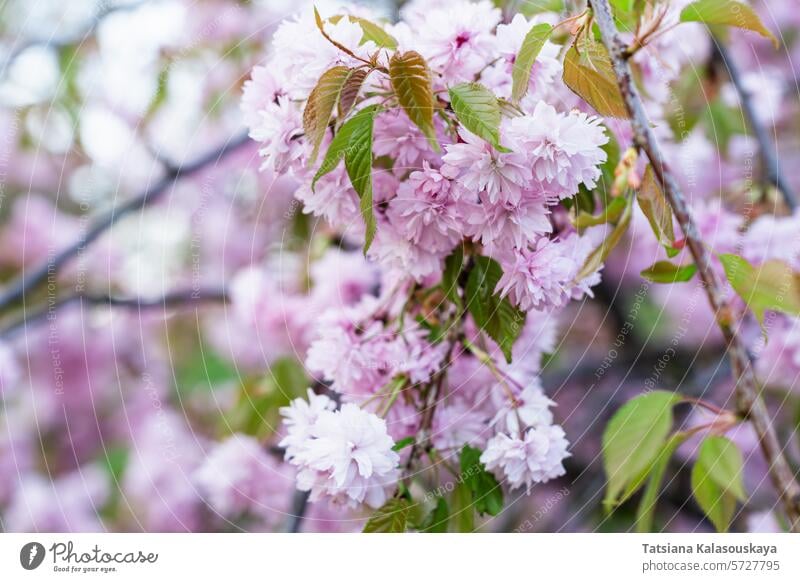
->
[[588, 0, 800, 531], [0, 131, 250, 312], [401, 308, 466, 480], [0, 287, 229, 339], [711, 39, 797, 210], [284, 490, 311, 533]]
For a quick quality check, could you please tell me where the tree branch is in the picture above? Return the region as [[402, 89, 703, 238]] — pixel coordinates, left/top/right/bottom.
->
[[0, 287, 229, 340], [711, 39, 797, 211], [0, 131, 250, 313], [284, 490, 311, 533], [588, 0, 800, 531]]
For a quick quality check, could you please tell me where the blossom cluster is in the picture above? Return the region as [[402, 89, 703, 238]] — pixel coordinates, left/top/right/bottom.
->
[[242, 3, 609, 304], [236, 0, 618, 514], [482, 384, 570, 491]]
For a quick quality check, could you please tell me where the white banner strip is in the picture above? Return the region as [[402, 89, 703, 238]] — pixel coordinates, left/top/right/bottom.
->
[[1, 533, 798, 581]]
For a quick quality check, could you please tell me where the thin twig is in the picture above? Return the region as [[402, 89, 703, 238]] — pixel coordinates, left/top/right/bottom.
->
[[0, 287, 229, 339], [588, 0, 800, 531], [0, 131, 250, 312], [712, 39, 797, 210], [403, 327, 461, 480]]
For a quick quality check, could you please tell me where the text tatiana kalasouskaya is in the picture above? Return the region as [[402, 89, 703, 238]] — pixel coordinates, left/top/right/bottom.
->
[[642, 543, 777, 557]]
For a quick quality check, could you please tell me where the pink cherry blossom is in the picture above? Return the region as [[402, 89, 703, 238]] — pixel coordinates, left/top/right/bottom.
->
[[443, 127, 532, 205], [284, 402, 400, 508], [495, 237, 579, 311], [481, 425, 570, 492], [387, 163, 464, 252], [507, 102, 608, 201]]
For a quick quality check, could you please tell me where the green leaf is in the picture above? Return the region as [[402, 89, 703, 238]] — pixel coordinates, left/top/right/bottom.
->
[[564, 186, 595, 214], [570, 185, 597, 215], [596, 135, 622, 202], [102, 446, 129, 483], [448, 82, 509, 152], [303, 65, 351, 163], [691, 436, 745, 532], [389, 51, 438, 149], [602, 390, 681, 508], [511, 23, 552, 102], [512, 0, 564, 18], [514, 0, 564, 17], [416, 316, 448, 344], [392, 436, 415, 452], [680, 0, 778, 48], [563, 36, 628, 118], [719, 254, 800, 324], [634, 433, 687, 532], [363, 497, 411, 532], [465, 256, 526, 363], [441, 246, 465, 305], [703, 98, 747, 153], [610, 0, 635, 11], [575, 195, 627, 230], [146, 65, 170, 118], [692, 464, 737, 532], [665, 68, 706, 139], [343, 108, 378, 252], [313, 104, 379, 186], [610, 0, 642, 31], [637, 165, 677, 256], [696, 435, 747, 502], [56, 44, 83, 121], [312, 105, 380, 252], [176, 345, 238, 394], [460, 445, 504, 516], [223, 358, 308, 439], [640, 261, 698, 283], [575, 195, 633, 282], [451, 481, 476, 532], [97, 445, 129, 519], [420, 498, 449, 533], [327, 14, 398, 49], [351, 16, 398, 49]]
